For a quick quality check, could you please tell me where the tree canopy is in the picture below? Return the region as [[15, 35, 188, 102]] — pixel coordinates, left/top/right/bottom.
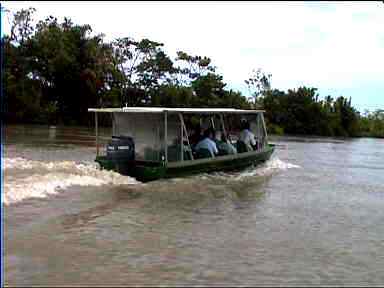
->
[[2, 7, 383, 137]]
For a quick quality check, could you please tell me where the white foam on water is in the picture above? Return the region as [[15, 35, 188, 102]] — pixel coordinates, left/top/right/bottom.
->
[[234, 157, 301, 179], [261, 157, 301, 171], [168, 157, 301, 183], [3, 157, 139, 205], [2, 156, 300, 204], [3, 157, 88, 171], [3, 157, 34, 170]]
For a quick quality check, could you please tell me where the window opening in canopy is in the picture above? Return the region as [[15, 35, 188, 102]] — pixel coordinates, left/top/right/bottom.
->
[[113, 112, 165, 161]]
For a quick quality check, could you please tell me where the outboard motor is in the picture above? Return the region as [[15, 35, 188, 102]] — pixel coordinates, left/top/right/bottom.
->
[[106, 135, 135, 161]]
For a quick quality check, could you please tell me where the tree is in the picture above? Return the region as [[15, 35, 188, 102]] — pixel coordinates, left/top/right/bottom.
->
[[3, 7, 381, 138], [9, 7, 36, 45], [135, 43, 175, 103], [112, 38, 175, 105], [173, 51, 215, 85], [191, 73, 226, 107], [245, 68, 272, 105], [31, 17, 104, 123], [2, 7, 42, 122]]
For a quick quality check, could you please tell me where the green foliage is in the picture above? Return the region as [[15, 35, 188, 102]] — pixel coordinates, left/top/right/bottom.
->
[[261, 87, 366, 137], [267, 123, 284, 136], [358, 110, 384, 138], [191, 73, 226, 106], [152, 85, 195, 107], [2, 7, 383, 137], [4, 10, 120, 125], [112, 37, 176, 105]]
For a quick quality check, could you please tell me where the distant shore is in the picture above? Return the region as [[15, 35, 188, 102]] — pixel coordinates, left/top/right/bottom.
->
[[4, 122, 383, 140]]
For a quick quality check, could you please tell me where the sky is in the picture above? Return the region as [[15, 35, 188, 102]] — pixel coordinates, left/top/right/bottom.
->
[[1, 1, 383, 112]]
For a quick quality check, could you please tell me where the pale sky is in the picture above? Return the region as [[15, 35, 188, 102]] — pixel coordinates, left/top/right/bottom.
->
[[1, 1, 383, 112]]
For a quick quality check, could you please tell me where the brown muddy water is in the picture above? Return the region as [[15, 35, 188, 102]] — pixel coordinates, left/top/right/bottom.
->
[[3, 125, 384, 286]]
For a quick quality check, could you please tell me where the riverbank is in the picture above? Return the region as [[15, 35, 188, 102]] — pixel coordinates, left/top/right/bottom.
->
[[4, 122, 383, 140]]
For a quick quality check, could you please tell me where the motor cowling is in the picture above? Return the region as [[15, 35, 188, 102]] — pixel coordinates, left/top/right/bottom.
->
[[106, 135, 135, 161]]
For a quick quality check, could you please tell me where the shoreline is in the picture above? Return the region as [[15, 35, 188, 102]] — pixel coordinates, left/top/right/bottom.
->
[[3, 123, 383, 140]]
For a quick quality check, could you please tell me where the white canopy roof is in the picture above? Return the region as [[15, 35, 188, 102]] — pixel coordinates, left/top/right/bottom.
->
[[88, 107, 265, 114]]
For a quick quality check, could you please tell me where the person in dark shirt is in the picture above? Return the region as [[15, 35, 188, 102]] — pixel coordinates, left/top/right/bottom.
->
[[189, 124, 203, 146]]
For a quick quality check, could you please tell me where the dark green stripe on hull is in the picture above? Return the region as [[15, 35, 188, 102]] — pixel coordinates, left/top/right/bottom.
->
[[96, 144, 275, 182]]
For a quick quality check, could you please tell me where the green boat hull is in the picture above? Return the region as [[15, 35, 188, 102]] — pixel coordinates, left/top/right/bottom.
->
[[96, 144, 275, 182]]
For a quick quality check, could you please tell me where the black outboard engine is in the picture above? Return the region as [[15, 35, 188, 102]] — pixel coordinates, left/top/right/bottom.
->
[[106, 135, 135, 161]]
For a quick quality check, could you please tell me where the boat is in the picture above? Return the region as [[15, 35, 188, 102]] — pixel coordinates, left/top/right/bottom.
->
[[88, 107, 275, 182]]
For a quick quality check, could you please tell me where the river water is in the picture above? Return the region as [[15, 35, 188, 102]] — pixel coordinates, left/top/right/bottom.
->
[[3, 125, 384, 286]]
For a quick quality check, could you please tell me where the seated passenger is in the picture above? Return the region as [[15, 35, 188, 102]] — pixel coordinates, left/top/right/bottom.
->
[[189, 125, 203, 147], [195, 128, 218, 158], [216, 132, 237, 155], [239, 119, 257, 152]]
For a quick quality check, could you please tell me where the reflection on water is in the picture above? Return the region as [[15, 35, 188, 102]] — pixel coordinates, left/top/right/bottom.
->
[[3, 125, 384, 286]]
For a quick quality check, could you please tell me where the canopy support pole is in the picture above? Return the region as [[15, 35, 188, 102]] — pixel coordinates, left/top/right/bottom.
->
[[112, 113, 116, 136], [260, 113, 268, 148], [95, 112, 99, 157], [210, 116, 215, 130], [220, 113, 229, 141], [179, 113, 194, 161], [164, 111, 168, 164], [180, 114, 184, 161]]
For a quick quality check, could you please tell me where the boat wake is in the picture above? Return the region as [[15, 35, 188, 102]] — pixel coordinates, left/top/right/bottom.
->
[[164, 156, 301, 183], [233, 157, 301, 179], [120, 157, 302, 208], [3, 156, 300, 206], [3, 157, 139, 205], [192, 157, 301, 181]]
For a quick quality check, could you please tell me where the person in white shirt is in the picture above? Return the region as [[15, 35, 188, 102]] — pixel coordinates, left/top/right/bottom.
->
[[239, 120, 256, 151], [195, 128, 219, 157]]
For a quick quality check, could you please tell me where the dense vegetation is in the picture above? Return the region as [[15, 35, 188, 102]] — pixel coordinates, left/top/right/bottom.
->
[[2, 8, 383, 137]]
